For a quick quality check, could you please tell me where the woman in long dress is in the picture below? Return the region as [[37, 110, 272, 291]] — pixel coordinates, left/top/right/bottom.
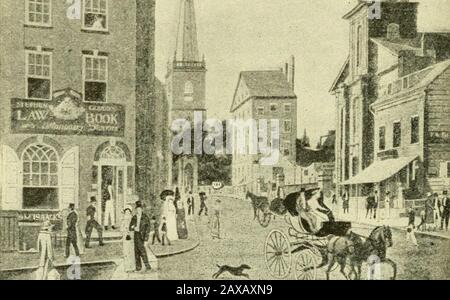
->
[[176, 198, 188, 239], [210, 198, 222, 239], [163, 195, 179, 241], [121, 205, 135, 272]]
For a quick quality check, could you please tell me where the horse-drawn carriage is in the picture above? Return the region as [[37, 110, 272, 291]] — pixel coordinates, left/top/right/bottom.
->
[[249, 190, 396, 280], [264, 214, 351, 280]]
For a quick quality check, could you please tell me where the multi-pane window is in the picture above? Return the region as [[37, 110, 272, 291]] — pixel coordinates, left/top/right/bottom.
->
[[26, 0, 51, 26], [83, 55, 107, 102], [83, 0, 108, 31], [284, 104, 291, 113], [257, 107, 264, 115], [379, 126, 386, 150], [22, 144, 59, 209], [270, 103, 277, 112], [411, 116, 419, 144], [26, 50, 52, 100], [393, 121, 402, 148], [283, 120, 292, 133]]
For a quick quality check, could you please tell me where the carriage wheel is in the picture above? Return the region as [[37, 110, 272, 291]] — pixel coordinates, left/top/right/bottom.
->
[[265, 230, 292, 278], [294, 250, 317, 280], [258, 209, 271, 227]]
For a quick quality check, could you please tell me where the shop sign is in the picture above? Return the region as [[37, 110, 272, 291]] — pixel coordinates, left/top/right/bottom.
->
[[18, 211, 62, 222], [11, 89, 125, 137]]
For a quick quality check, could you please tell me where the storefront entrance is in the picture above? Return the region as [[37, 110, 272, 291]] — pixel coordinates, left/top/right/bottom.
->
[[95, 143, 132, 227]]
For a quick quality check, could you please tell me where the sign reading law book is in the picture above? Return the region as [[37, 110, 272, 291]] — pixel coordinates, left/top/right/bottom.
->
[[11, 89, 125, 137]]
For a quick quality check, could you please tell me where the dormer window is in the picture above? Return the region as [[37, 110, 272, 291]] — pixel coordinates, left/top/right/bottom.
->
[[402, 77, 409, 89], [184, 81, 194, 102], [387, 83, 393, 95]]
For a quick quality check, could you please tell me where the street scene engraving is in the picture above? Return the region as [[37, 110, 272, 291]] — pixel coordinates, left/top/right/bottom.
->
[[0, 0, 449, 280]]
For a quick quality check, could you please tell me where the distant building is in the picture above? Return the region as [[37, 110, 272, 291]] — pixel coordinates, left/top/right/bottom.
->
[[230, 57, 297, 193], [330, 1, 450, 216], [165, 0, 206, 193]]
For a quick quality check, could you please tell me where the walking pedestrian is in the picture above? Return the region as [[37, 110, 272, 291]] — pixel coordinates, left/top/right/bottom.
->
[[150, 216, 161, 245], [129, 201, 151, 272], [406, 224, 418, 247], [433, 193, 442, 230], [442, 190, 450, 231], [383, 191, 392, 219], [418, 209, 426, 231], [211, 198, 222, 239], [104, 180, 116, 230], [65, 204, 80, 258], [425, 192, 435, 231], [160, 217, 171, 246], [342, 192, 349, 214], [366, 194, 374, 219], [121, 205, 135, 272], [85, 197, 104, 248], [373, 191, 379, 219], [198, 192, 209, 216], [187, 191, 195, 216]]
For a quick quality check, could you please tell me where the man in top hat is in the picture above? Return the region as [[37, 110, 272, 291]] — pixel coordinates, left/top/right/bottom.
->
[[129, 200, 151, 271], [66, 203, 80, 258], [85, 197, 104, 248], [442, 190, 450, 231]]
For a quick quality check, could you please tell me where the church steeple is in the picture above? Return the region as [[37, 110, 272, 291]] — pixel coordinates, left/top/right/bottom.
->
[[175, 0, 200, 62]]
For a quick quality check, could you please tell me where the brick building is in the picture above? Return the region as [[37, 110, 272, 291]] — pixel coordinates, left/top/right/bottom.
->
[[330, 1, 450, 216], [0, 0, 157, 251]]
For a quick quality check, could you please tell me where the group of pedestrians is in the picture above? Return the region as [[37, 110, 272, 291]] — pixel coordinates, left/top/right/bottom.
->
[[416, 191, 450, 232]]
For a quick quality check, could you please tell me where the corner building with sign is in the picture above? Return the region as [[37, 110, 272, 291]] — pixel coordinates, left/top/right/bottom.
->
[[0, 0, 157, 251]]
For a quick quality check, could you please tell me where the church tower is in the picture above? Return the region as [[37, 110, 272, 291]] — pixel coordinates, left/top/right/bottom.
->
[[166, 0, 207, 124]]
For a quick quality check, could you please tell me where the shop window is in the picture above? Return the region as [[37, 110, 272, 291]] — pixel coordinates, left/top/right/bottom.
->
[[379, 126, 386, 150], [83, 54, 107, 102], [393, 121, 401, 148], [22, 144, 59, 209], [26, 50, 52, 100], [26, 0, 52, 27], [83, 0, 108, 31], [184, 81, 194, 102], [411, 116, 419, 144]]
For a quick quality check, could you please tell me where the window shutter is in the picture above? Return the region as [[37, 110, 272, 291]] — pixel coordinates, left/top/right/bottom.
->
[[60, 147, 79, 209], [2, 146, 21, 210]]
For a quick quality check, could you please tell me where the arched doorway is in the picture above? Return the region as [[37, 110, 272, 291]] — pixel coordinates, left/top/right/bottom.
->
[[94, 143, 132, 227]]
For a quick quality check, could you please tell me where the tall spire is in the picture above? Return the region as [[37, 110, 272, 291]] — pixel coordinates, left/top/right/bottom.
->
[[175, 0, 200, 62]]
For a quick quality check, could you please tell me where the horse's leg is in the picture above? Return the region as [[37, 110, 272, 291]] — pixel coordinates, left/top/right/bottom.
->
[[348, 260, 357, 280], [383, 258, 397, 280], [325, 255, 336, 280], [356, 262, 362, 280], [338, 257, 348, 280]]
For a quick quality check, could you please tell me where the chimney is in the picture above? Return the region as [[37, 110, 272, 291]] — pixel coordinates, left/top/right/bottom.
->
[[286, 55, 295, 91], [386, 23, 400, 41]]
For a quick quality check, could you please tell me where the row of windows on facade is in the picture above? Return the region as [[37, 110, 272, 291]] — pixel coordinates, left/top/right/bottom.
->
[[26, 50, 108, 102], [26, 0, 108, 31], [378, 116, 420, 151], [232, 120, 293, 134]]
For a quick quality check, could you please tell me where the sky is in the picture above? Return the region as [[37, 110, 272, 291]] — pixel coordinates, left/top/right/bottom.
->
[[155, 0, 450, 146]]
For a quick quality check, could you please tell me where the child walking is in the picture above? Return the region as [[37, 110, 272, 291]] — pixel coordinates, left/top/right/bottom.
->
[[160, 217, 171, 246]]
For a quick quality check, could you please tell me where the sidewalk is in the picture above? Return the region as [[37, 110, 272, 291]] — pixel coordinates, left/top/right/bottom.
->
[[338, 210, 450, 240], [0, 220, 200, 278]]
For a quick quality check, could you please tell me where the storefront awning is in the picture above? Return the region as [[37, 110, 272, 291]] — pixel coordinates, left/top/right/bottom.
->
[[341, 156, 417, 185]]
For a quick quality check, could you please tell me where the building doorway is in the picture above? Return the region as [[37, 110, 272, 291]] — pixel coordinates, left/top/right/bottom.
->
[[95, 144, 131, 228]]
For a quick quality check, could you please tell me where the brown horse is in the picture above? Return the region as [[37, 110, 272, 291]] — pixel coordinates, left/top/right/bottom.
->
[[324, 226, 396, 280], [245, 191, 269, 220]]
